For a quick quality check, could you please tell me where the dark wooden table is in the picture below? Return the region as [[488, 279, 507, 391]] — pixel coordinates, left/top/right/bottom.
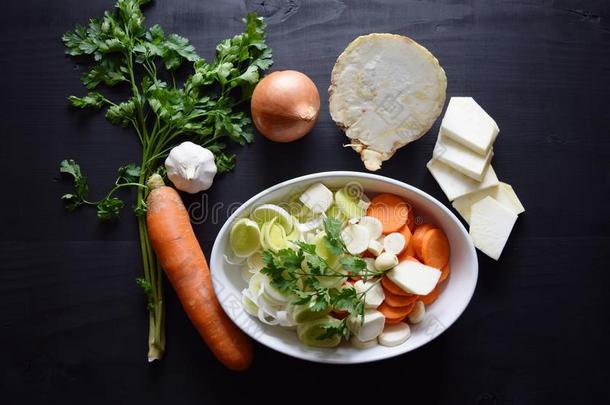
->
[[1, 0, 609, 404]]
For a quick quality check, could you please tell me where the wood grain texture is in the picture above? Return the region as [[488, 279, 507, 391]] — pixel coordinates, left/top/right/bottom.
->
[[1, 0, 609, 404]]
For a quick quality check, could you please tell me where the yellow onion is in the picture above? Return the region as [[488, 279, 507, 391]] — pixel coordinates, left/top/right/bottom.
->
[[251, 70, 320, 142]]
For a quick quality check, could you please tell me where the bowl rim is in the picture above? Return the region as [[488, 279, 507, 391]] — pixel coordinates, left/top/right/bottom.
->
[[210, 170, 478, 364]]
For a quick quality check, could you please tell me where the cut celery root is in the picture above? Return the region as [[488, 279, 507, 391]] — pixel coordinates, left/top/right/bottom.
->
[[329, 34, 447, 171]]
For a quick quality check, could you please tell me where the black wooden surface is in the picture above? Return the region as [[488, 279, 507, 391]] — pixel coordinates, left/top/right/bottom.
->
[[1, 0, 609, 404]]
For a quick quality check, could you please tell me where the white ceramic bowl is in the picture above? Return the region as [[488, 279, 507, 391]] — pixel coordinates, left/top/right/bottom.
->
[[210, 171, 478, 364]]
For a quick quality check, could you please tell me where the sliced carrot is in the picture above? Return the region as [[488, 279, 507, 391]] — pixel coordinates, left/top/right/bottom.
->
[[419, 285, 442, 305], [421, 228, 450, 269], [383, 288, 419, 307], [381, 276, 410, 297], [384, 316, 407, 325], [379, 301, 416, 321], [406, 202, 416, 232], [412, 224, 435, 260], [361, 250, 374, 259], [331, 310, 348, 320], [439, 262, 451, 283], [367, 193, 409, 233]]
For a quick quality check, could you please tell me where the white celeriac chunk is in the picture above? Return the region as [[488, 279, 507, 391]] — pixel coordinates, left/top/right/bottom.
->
[[329, 34, 447, 171], [358, 216, 383, 240], [341, 224, 370, 255], [433, 134, 493, 181], [387, 260, 441, 295], [375, 252, 398, 271], [350, 335, 378, 349], [426, 159, 499, 201], [367, 239, 384, 256], [453, 182, 525, 224], [299, 183, 333, 214], [347, 309, 386, 342], [354, 280, 385, 308], [440, 97, 499, 155], [383, 232, 406, 255], [407, 301, 425, 324], [379, 323, 411, 347], [469, 196, 518, 260]]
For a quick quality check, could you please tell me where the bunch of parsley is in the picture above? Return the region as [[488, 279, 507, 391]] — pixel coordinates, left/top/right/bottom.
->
[[59, 0, 272, 361], [261, 218, 386, 341]]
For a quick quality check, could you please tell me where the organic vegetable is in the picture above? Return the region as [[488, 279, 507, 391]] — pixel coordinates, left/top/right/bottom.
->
[[367, 193, 409, 233], [382, 288, 418, 307], [230, 218, 261, 257], [374, 252, 398, 271], [59, 0, 272, 360], [146, 174, 253, 371], [329, 34, 447, 171], [381, 276, 411, 297], [251, 70, 320, 142], [165, 141, 217, 193], [383, 232, 406, 255], [378, 322, 411, 347], [439, 262, 451, 283], [378, 301, 416, 324], [420, 228, 450, 269], [412, 224, 435, 260], [419, 285, 441, 305], [407, 301, 426, 324]]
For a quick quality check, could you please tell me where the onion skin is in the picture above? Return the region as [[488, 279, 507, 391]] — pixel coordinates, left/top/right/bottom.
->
[[251, 70, 320, 142]]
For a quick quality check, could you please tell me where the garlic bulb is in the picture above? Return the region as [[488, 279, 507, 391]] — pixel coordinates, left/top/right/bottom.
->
[[165, 141, 217, 193]]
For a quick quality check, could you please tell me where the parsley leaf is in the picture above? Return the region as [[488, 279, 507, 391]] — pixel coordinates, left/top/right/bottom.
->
[[69, 93, 108, 109], [323, 217, 346, 256]]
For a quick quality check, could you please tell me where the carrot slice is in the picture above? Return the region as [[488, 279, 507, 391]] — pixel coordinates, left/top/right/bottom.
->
[[367, 193, 409, 233], [419, 285, 441, 305], [379, 301, 416, 321], [412, 224, 435, 260], [439, 262, 451, 283], [421, 228, 450, 269], [384, 316, 407, 325], [406, 202, 416, 232], [381, 276, 410, 297], [383, 288, 419, 307]]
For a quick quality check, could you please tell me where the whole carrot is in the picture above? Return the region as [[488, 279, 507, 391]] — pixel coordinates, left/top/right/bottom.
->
[[146, 174, 253, 371]]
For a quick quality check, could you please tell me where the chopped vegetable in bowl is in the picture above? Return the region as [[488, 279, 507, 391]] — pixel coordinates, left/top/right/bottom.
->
[[228, 182, 451, 349]]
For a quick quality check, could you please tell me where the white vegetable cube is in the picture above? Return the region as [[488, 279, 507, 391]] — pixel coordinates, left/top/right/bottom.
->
[[386, 260, 441, 295], [299, 182, 333, 213], [433, 134, 493, 181], [354, 280, 385, 308], [469, 196, 518, 260], [453, 182, 525, 224], [427, 159, 499, 201], [347, 309, 385, 342], [440, 97, 499, 155], [367, 239, 384, 256]]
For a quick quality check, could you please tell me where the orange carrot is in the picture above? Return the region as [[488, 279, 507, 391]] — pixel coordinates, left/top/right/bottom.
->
[[406, 202, 416, 232], [381, 276, 411, 297], [383, 288, 419, 307], [412, 223, 435, 260], [146, 178, 252, 371], [384, 316, 407, 325], [419, 285, 441, 305], [367, 193, 409, 233], [379, 301, 416, 322], [439, 262, 451, 283], [399, 241, 417, 262], [420, 228, 450, 269]]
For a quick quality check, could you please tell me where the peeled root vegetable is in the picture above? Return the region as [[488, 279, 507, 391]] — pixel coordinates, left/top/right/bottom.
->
[[329, 34, 447, 171], [145, 174, 253, 371]]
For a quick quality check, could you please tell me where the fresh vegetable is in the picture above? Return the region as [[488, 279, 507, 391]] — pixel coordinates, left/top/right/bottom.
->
[[412, 224, 435, 260], [439, 262, 451, 283], [469, 196, 518, 260], [407, 301, 426, 324], [251, 70, 320, 142], [329, 34, 447, 171], [59, 0, 272, 360], [419, 285, 441, 305], [229, 187, 452, 349], [146, 175, 253, 370], [367, 193, 409, 233], [378, 323, 411, 347], [420, 228, 450, 269], [440, 97, 499, 156], [427, 97, 524, 260], [165, 141, 217, 193]]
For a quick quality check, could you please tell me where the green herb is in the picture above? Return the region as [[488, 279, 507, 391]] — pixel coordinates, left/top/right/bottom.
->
[[322, 218, 346, 256], [59, 0, 272, 361], [260, 229, 386, 342]]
